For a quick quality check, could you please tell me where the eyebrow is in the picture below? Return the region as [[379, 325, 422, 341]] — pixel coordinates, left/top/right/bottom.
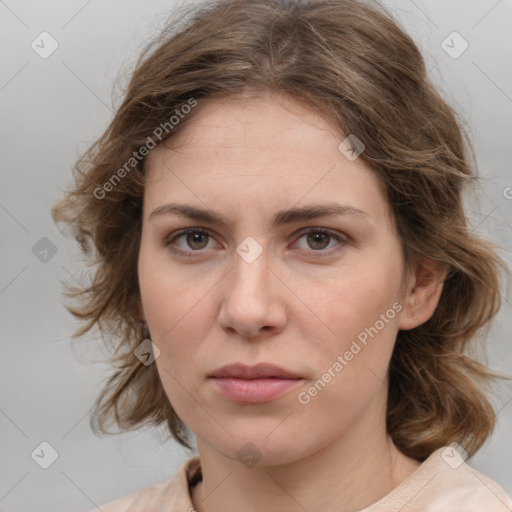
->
[[149, 202, 368, 230]]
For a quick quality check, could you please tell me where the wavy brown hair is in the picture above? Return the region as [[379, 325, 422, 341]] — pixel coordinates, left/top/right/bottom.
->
[[52, 0, 508, 459]]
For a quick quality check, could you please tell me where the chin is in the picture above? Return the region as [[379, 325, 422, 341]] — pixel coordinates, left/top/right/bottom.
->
[[200, 428, 318, 468]]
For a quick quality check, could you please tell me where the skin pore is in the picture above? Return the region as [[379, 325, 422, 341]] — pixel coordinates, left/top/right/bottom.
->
[[137, 92, 446, 512]]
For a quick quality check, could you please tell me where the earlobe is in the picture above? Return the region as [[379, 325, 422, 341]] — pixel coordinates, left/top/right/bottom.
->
[[398, 259, 448, 331]]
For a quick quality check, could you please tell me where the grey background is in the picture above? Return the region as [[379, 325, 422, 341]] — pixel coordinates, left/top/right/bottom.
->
[[1, 0, 511, 510]]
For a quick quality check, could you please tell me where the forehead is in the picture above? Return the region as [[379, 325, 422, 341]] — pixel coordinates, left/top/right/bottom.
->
[[143, 93, 390, 224]]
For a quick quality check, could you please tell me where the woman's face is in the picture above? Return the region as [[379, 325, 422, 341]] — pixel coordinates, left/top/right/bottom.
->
[[138, 93, 412, 465]]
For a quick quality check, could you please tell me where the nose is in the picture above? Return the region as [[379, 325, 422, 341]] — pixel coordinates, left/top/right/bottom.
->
[[217, 249, 287, 340]]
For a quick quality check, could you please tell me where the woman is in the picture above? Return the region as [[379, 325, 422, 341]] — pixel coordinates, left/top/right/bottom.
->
[[52, 0, 512, 510]]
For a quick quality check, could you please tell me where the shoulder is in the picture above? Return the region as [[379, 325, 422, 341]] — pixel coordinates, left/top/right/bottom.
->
[[368, 446, 512, 512], [89, 456, 201, 512], [430, 452, 512, 511]]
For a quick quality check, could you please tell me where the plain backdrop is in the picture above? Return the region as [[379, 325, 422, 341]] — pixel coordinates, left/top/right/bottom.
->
[[1, 0, 511, 510]]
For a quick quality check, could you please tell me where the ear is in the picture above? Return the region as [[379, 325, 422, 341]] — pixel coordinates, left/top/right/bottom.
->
[[398, 258, 448, 330]]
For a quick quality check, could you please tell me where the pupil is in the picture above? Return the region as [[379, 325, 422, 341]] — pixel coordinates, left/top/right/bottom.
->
[[185, 232, 330, 251], [308, 232, 329, 250], [188, 232, 207, 249]]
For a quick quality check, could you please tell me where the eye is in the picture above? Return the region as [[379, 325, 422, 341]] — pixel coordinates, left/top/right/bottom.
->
[[164, 228, 216, 255], [293, 228, 346, 253], [164, 227, 347, 258]]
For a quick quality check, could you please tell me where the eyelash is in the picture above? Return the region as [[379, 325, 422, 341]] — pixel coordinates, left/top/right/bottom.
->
[[163, 227, 347, 258]]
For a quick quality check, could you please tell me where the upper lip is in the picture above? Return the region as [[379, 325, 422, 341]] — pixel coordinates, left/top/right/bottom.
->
[[209, 363, 302, 380]]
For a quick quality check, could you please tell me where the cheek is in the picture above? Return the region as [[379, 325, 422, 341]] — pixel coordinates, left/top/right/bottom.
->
[[139, 264, 207, 420], [138, 247, 203, 363], [307, 250, 403, 375], [139, 238, 196, 321], [295, 274, 401, 430]]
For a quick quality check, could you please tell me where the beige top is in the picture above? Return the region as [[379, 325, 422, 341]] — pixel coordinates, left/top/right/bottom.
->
[[94, 447, 512, 511]]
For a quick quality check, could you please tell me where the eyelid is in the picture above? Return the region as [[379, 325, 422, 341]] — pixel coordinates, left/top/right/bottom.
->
[[291, 227, 347, 254], [164, 227, 218, 252], [294, 226, 347, 241], [164, 226, 348, 256]]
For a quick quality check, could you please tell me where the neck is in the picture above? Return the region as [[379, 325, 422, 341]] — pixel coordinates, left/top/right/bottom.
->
[[191, 401, 420, 512]]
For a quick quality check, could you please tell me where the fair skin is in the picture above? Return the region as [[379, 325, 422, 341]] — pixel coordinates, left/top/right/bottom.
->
[[137, 93, 446, 512]]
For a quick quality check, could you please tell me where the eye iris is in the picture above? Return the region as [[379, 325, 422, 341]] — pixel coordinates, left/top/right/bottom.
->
[[181, 231, 333, 251], [307, 232, 330, 250], [187, 232, 208, 250]]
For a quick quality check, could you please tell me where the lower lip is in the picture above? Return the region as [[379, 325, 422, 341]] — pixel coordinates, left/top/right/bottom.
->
[[210, 377, 302, 403]]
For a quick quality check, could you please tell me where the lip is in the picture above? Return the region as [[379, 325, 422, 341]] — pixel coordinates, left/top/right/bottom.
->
[[208, 363, 303, 403], [209, 363, 301, 380]]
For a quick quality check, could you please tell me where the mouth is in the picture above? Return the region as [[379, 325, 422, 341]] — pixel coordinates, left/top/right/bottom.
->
[[209, 362, 302, 380], [208, 363, 303, 403]]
